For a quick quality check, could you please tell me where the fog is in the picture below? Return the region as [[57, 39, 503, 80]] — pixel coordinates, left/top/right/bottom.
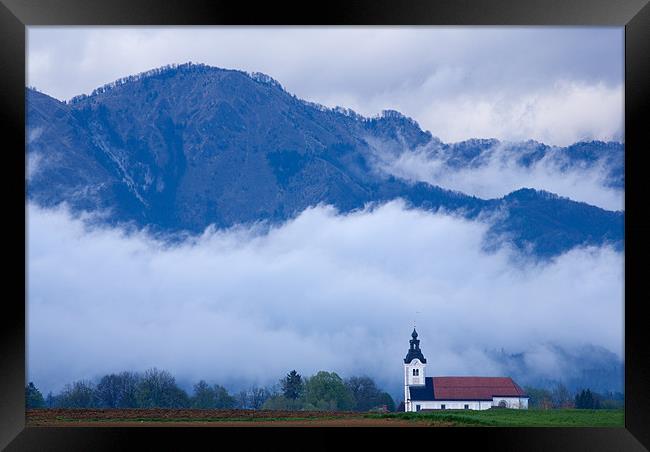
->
[[369, 138, 623, 211], [27, 201, 624, 397]]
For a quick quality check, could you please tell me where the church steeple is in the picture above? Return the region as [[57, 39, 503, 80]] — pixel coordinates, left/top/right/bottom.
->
[[404, 327, 427, 363]]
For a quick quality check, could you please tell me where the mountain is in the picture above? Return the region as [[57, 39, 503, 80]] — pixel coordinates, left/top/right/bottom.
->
[[26, 62, 624, 257]]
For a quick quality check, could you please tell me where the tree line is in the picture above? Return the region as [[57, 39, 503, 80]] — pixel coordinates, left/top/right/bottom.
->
[[25, 368, 395, 412], [67, 62, 210, 104], [523, 384, 624, 409]]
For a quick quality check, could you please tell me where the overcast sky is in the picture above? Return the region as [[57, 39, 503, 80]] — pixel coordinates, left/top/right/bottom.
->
[[27, 26, 624, 146]]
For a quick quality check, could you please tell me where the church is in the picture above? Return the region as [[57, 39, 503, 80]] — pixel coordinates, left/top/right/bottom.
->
[[404, 328, 529, 411]]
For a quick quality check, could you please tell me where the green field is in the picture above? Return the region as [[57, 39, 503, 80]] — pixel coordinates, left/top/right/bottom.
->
[[368, 409, 625, 427]]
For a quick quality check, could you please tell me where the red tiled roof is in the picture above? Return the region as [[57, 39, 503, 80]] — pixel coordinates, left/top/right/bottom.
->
[[432, 377, 527, 400]]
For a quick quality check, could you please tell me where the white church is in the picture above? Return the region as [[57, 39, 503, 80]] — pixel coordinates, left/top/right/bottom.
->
[[403, 328, 529, 411]]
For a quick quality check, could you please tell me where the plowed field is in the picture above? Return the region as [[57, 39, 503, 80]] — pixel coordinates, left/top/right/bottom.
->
[[25, 409, 439, 427]]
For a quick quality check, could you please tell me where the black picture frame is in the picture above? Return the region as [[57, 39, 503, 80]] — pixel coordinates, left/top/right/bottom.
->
[[1, 0, 648, 449]]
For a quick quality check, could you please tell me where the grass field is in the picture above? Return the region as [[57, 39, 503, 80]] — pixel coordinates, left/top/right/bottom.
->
[[368, 409, 625, 427], [27, 408, 624, 427]]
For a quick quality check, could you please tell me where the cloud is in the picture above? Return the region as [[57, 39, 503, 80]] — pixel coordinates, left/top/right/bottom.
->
[[399, 80, 624, 146], [27, 27, 623, 146], [369, 136, 624, 211], [27, 201, 624, 398]]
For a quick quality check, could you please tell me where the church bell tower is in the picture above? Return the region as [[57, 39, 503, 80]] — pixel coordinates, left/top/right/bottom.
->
[[404, 328, 427, 411]]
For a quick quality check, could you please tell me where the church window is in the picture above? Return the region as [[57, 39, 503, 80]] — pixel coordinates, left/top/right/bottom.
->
[[412, 369, 419, 376], [464, 404, 469, 409], [441, 404, 446, 410], [416, 404, 421, 411]]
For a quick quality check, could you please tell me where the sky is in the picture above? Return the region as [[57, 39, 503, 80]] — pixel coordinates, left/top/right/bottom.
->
[[26, 27, 625, 398], [27, 26, 624, 146]]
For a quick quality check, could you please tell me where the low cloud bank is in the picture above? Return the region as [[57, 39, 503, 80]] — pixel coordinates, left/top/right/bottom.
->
[[371, 139, 624, 211], [27, 201, 623, 398]]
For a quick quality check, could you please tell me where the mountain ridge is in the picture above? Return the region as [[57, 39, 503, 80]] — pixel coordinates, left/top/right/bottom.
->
[[32, 62, 624, 149], [26, 62, 624, 258]]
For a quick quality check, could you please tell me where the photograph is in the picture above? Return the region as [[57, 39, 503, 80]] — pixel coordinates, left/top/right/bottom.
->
[[24, 26, 626, 428]]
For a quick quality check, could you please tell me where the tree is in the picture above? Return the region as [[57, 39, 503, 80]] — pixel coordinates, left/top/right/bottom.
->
[[25, 382, 45, 408], [524, 386, 554, 409], [191, 380, 216, 408], [45, 392, 57, 408], [597, 391, 624, 409], [248, 386, 271, 410], [96, 372, 141, 408], [575, 389, 600, 409], [96, 374, 122, 408], [236, 390, 249, 409], [134, 368, 189, 408], [575, 389, 588, 408], [57, 380, 97, 408], [551, 383, 574, 408], [189, 381, 236, 409], [116, 371, 141, 408], [378, 392, 396, 412], [345, 376, 386, 412], [261, 395, 303, 411], [280, 370, 304, 400], [303, 371, 355, 411], [302, 399, 337, 411], [213, 385, 236, 409]]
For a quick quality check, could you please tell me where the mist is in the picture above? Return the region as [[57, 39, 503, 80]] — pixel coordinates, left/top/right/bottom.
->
[[369, 139, 624, 211], [27, 200, 624, 398]]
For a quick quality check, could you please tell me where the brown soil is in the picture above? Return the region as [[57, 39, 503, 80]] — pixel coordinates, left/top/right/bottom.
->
[[26, 409, 449, 427]]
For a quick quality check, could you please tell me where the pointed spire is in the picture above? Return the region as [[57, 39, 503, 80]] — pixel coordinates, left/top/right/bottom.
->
[[404, 327, 427, 364]]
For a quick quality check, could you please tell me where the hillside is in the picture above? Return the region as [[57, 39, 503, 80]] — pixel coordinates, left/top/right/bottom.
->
[[26, 63, 624, 257]]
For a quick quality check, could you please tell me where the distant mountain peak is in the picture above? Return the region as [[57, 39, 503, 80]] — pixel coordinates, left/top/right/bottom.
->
[[248, 71, 284, 90], [505, 188, 561, 201], [26, 62, 624, 258], [377, 109, 422, 128], [67, 61, 219, 104], [55, 61, 433, 141]]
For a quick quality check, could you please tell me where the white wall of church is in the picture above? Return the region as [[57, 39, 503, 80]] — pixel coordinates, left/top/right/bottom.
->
[[409, 400, 492, 411], [492, 397, 529, 409], [408, 398, 529, 411]]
